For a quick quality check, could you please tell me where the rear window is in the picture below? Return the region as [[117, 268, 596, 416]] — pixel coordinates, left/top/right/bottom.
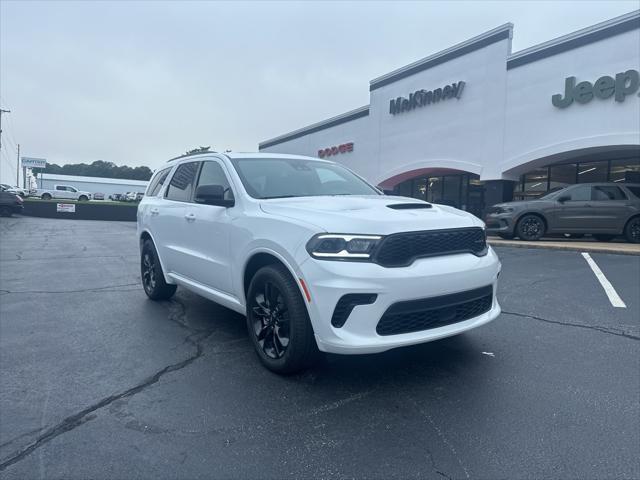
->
[[146, 168, 172, 197], [626, 186, 640, 199], [591, 186, 626, 201]]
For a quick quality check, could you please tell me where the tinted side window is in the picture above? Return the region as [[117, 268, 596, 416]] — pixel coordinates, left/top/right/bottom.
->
[[56, 186, 65, 191], [626, 186, 640, 199], [165, 162, 200, 202], [592, 186, 626, 201], [196, 161, 234, 201], [566, 185, 590, 201], [147, 168, 172, 197]]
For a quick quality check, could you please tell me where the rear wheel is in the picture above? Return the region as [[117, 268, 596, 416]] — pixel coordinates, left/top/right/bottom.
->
[[140, 239, 177, 300], [516, 214, 545, 241], [0, 206, 12, 217], [624, 216, 640, 244], [593, 234, 616, 242], [78, 195, 88, 202], [247, 264, 318, 374], [41, 193, 52, 200]]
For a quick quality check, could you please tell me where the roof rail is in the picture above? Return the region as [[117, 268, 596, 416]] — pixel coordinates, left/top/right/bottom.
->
[[167, 146, 216, 163]]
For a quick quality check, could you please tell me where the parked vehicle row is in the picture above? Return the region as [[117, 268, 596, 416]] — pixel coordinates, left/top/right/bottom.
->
[[485, 182, 640, 243], [0, 183, 28, 197]]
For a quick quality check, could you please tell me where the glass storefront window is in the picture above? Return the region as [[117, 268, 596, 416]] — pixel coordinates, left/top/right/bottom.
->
[[577, 161, 607, 183], [524, 168, 548, 197], [610, 158, 640, 183], [413, 177, 427, 200], [442, 176, 461, 208], [426, 177, 442, 203], [549, 163, 576, 190], [396, 179, 412, 197]]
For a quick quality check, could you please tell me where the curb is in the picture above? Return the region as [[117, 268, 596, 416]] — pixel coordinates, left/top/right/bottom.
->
[[488, 239, 640, 256]]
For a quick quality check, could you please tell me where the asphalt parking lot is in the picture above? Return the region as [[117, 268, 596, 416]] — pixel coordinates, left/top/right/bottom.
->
[[1, 216, 638, 479]]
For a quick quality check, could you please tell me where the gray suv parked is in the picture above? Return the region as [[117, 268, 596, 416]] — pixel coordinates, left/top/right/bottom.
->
[[485, 183, 640, 243]]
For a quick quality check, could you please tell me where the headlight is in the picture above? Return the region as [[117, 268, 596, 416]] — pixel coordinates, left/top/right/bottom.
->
[[492, 206, 514, 214], [306, 234, 382, 260]]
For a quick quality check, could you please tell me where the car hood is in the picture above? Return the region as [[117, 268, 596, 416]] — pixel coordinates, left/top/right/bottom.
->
[[259, 195, 482, 234]]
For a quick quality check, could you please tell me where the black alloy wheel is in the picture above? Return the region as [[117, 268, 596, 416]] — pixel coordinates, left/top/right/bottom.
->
[[251, 281, 290, 360], [140, 239, 177, 300], [247, 264, 319, 374], [625, 217, 640, 244], [517, 214, 545, 241]]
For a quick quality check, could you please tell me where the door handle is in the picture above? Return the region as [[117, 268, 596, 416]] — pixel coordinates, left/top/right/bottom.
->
[[184, 213, 196, 222], [150, 208, 159, 216]]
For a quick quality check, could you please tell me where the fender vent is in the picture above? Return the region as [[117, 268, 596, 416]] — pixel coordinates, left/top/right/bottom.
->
[[387, 203, 432, 210]]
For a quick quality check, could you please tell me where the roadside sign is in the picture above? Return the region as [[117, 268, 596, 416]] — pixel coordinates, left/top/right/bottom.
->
[[56, 203, 76, 213], [21, 157, 47, 169]]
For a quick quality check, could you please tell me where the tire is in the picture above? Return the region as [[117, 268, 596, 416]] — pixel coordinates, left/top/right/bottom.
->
[[593, 234, 616, 242], [516, 214, 546, 241], [624, 217, 640, 243], [140, 239, 177, 300], [0, 206, 12, 217], [78, 195, 88, 202], [246, 264, 319, 374], [41, 193, 52, 200], [497, 233, 514, 240]]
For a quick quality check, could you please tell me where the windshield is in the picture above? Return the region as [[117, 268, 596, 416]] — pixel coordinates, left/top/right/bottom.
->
[[539, 186, 566, 200], [230, 158, 380, 199]]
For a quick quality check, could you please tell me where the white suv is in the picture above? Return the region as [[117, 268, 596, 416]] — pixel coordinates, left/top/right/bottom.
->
[[137, 152, 501, 373]]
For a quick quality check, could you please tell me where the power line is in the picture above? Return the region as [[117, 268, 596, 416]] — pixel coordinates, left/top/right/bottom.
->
[[0, 108, 11, 152]]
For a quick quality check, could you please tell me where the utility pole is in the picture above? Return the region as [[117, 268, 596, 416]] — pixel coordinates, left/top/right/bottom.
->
[[0, 108, 10, 152], [16, 144, 20, 187]]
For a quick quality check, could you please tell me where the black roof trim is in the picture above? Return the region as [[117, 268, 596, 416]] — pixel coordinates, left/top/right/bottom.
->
[[369, 29, 511, 91], [259, 107, 369, 150], [507, 13, 639, 69]]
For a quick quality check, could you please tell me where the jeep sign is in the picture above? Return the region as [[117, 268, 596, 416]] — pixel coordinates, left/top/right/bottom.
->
[[552, 70, 640, 108]]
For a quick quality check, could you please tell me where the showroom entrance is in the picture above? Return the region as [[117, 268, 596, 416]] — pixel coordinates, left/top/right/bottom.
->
[[393, 172, 485, 217]]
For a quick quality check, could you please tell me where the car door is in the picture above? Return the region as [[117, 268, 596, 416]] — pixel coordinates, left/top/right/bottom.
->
[[155, 161, 200, 275], [55, 186, 68, 199], [588, 185, 632, 233], [181, 159, 235, 295], [553, 185, 593, 231]]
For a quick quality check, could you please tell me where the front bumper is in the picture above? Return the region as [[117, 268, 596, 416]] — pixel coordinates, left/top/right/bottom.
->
[[299, 247, 501, 354], [485, 213, 517, 235]]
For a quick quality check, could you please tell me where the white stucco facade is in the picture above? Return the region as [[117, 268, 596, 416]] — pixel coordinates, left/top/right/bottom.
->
[[259, 11, 640, 201]]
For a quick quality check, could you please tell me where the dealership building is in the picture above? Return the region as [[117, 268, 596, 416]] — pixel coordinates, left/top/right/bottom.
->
[[259, 11, 640, 216]]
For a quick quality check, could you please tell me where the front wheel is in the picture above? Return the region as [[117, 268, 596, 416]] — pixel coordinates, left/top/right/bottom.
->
[[624, 217, 640, 244], [78, 195, 89, 202], [247, 264, 319, 374], [140, 239, 177, 300], [516, 214, 545, 241]]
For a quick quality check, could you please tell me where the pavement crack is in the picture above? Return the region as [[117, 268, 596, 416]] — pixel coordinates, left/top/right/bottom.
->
[[502, 310, 640, 341], [0, 283, 140, 295], [0, 329, 214, 471]]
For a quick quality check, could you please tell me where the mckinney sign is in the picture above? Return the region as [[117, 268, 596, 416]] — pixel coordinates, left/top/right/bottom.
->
[[389, 81, 465, 115], [552, 69, 640, 108]]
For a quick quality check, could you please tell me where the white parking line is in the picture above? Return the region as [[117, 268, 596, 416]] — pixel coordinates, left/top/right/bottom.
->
[[581, 252, 627, 308]]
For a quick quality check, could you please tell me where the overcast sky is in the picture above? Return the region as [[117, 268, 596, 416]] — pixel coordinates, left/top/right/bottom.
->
[[0, 0, 637, 182]]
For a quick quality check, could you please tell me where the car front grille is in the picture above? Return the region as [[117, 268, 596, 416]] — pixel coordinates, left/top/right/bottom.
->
[[373, 227, 486, 267], [376, 285, 493, 336]]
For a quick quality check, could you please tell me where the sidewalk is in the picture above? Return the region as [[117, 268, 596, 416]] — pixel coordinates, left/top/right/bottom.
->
[[488, 237, 640, 255]]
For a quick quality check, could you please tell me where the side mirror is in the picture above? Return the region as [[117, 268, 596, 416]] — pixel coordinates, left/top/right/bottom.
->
[[195, 184, 234, 207], [557, 195, 570, 203]]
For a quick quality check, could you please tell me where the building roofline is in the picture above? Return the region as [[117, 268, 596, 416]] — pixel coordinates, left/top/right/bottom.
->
[[507, 10, 640, 69], [368, 23, 513, 91], [258, 105, 370, 150]]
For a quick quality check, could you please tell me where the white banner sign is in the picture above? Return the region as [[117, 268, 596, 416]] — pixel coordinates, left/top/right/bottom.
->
[[21, 157, 47, 169], [56, 203, 76, 213]]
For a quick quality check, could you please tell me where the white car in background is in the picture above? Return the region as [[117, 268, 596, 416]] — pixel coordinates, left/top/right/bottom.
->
[[34, 185, 91, 201], [0, 183, 28, 197], [137, 152, 501, 373]]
